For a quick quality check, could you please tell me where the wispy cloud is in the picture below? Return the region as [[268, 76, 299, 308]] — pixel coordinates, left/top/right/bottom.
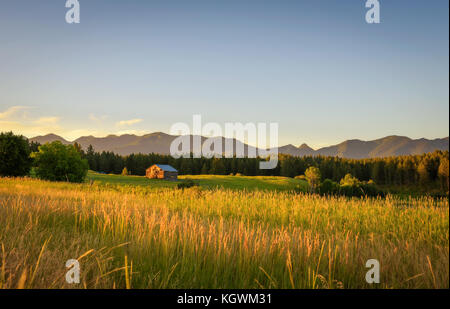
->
[[0, 106, 61, 137], [33, 117, 60, 125], [0, 106, 31, 120], [0, 107, 150, 140], [116, 118, 143, 127]]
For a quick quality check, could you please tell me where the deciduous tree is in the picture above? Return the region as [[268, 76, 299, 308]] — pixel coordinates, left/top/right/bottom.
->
[[0, 132, 32, 177]]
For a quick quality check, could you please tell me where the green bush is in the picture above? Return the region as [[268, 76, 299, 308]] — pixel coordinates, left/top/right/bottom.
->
[[338, 183, 384, 198], [336, 175, 384, 197], [177, 179, 199, 189], [359, 182, 385, 197], [0, 132, 32, 177], [319, 179, 340, 195], [340, 173, 361, 186], [339, 185, 362, 197], [313, 175, 385, 198], [31, 141, 88, 183]]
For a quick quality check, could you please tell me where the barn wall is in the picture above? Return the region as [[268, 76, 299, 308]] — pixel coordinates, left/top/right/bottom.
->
[[164, 172, 178, 180], [146, 167, 163, 179]]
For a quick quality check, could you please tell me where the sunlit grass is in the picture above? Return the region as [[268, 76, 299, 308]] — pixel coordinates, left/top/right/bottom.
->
[[87, 171, 309, 192], [0, 177, 448, 289]]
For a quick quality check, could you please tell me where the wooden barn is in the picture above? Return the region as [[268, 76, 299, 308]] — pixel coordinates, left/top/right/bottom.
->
[[146, 164, 178, 180]]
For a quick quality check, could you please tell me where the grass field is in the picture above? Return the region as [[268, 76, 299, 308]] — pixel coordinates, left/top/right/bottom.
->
[[0, 175, 448, 289], [87, 171, 309, 192]]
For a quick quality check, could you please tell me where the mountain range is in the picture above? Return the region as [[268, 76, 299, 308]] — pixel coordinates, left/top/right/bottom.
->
[[29, 133, 449, 159]]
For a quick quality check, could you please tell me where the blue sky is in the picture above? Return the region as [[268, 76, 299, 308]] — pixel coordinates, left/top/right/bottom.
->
[[0, 0, 448, 148]]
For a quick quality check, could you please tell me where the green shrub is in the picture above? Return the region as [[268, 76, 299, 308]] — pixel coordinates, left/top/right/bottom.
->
[[359, 182, 385, 197], [31, 141, 88, 183], [338, 183, 384, 198], [319, 179, 340, 195], [177, 179, 199, 189], [340, 174, 361, 186], [336, 175, 384, 197]]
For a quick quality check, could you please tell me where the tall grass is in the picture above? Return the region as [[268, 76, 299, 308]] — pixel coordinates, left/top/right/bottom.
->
[[0, 177, 448, 289]]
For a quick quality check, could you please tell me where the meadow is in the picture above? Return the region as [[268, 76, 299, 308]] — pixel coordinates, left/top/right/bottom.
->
[[0, 174, 448, 289], [87, 171, 309, 191]]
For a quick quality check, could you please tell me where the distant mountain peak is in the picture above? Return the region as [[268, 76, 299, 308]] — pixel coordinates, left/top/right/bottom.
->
[[30, 133, 70, 145], [298, 143, 314, 150], [29, 133, 449, 158], [36, 133, 61, 139], [284, 144, 296, 148]]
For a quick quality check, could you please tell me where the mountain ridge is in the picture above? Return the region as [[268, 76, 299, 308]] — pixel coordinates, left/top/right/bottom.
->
[[29, 133, 449, 159]]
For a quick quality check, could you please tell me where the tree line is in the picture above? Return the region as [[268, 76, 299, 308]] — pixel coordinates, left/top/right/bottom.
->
[[0, 132, 88, 183], [1, 131, 448, 194], [81, 144, 449, 193]]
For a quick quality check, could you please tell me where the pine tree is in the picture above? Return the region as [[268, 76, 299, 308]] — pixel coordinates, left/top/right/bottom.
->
[[438, 157, 449, 192]]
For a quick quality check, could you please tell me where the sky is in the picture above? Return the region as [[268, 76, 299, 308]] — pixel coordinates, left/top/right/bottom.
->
[[0, 0, 448, 149]]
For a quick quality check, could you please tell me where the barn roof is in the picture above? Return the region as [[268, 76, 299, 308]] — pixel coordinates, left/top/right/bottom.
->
[[154, 164, 178, 172]]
